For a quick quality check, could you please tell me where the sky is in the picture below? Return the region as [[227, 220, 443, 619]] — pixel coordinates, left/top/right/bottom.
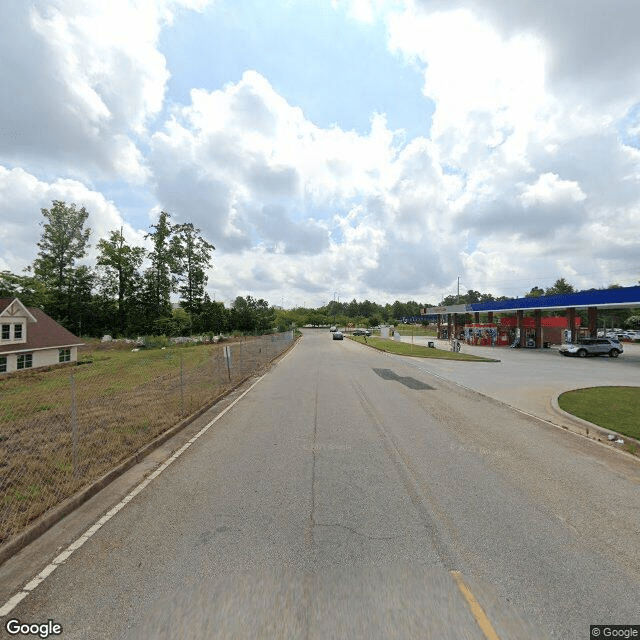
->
[[1, 0, 639, 308]]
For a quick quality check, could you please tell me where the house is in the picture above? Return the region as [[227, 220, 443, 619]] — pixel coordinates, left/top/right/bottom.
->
[[0, 298, 84, 374]]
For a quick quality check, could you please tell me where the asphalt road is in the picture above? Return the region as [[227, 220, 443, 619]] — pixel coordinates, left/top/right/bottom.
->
[[2, 330, 639, 639], [395, 334, 640, 429]]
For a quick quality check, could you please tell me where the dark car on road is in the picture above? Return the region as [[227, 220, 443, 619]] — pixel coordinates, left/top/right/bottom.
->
[[332, 331, 344, 340], [559, 337, 623, 358]]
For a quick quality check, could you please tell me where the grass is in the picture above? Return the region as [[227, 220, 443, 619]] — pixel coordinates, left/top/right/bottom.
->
[[558, 386, 640, 441], [348, 336, 499, 362], [0, 334, 292, 544], [393, 326, 438, 337]]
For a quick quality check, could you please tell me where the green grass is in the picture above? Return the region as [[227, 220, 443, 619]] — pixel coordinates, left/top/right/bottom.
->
[[558, 386, 640, 441], [348, 336, 499, 362], [393, 326, 438, 337]]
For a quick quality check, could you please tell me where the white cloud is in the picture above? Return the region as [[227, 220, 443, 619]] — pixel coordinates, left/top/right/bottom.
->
[[1, 1, 639, 307], [0, 0, 211, 181], [149, 71, 401, 252], [388, 6, 552, 170], [0, 165, 147, 273], [519, 173, 586, 208]]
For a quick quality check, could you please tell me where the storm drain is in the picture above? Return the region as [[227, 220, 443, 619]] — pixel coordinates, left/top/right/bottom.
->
[[372, 368, 434, 390]]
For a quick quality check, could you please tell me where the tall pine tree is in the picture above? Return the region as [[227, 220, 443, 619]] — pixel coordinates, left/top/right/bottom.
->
[[171, 222, 215, 315], [97, 228, 145, 335], [144, 211, 176, 321], [32, 201, 91, 325]]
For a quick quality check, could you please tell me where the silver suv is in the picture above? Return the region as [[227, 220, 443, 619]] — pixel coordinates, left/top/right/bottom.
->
[[559, 337, 623, 358]]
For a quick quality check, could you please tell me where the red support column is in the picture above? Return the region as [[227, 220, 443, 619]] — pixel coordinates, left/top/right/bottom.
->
[[446, 314, 452, 339], [488, 311, 494, 323], [437, 315, 442, 338], [588, 307, 598, 338], [534, 309, 542, 348], [474, 312, 480, 323]]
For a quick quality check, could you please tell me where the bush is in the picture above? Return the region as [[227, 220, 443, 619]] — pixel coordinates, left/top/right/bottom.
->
[[142, 335, 170, 350]]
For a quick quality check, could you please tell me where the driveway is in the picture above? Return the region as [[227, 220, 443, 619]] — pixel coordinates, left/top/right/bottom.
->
[[394, 335, 640, 439]]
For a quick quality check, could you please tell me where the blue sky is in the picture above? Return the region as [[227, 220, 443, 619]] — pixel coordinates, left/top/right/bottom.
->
[[0, 0, 639, 307], [160, 1, 432, 139]]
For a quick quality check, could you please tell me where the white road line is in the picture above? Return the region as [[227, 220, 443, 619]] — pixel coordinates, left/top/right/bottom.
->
[[0, 360, 280, 619]]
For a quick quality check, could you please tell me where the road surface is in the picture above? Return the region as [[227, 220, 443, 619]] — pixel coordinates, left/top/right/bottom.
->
[[2, 329, 639, 639]]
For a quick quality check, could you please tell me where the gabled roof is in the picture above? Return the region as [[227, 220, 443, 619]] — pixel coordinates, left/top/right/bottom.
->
[[0, 299, 83, 354], [0, 298, 37, 322]]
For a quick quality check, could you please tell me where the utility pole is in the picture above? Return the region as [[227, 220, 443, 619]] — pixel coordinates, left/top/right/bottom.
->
[[457, 276, 460, 304]]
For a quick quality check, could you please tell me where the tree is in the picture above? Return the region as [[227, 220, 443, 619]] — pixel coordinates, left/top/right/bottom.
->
[[144, 211, 177, 320], [230, 296, 275, 333], [545, 278, 574, 296], [624, 314, 640, 329], [171, 222, 215, 315], [96, 229, 146, 335], [66, 265, 95, 335], [195, 294, 229, 334], [524, 286, 544, 298], [32, 201, 91, 321], [0, 270, 49, 309]]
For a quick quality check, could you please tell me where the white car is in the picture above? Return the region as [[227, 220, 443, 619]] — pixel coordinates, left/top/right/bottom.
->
[[559, 337, 623, 358]]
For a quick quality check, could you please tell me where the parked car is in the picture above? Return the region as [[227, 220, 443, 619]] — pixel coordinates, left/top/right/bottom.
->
[[352, 328, 371, 336], [332, 331, 344, 340], [559, 337, 623, 358]]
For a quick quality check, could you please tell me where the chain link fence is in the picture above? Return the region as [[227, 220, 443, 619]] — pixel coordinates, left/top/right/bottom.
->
[[0, 331, 294, 546]]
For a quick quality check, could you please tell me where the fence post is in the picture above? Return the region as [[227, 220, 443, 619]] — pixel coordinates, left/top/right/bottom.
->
[[224, 345, 231, 381], [180, 351, 184, 415], [70, 375, 78, 478]]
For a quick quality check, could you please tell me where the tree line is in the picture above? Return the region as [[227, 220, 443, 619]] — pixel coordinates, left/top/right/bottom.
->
[[0, 201, 238, 337], [1, 201, 637, 335]]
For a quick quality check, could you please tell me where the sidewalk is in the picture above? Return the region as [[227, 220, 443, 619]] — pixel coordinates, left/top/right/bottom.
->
[[394, 334, 640, 447]]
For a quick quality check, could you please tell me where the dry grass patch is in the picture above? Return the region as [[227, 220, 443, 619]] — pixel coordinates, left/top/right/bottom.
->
[[0, 334, 292, 544]]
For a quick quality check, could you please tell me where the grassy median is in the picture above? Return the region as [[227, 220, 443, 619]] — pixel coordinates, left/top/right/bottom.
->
[[558, 386, 640, 443], [348, 335, 499, 362], [393, 326, 438, 337]]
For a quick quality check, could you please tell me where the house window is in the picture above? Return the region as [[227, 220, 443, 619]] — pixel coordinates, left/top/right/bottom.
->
[[59, 348, 71, 363], [17, 354, 33, 370], [1, 324, 9, 340], [0, 356, 6, 373], [14, 324, 23, 339]]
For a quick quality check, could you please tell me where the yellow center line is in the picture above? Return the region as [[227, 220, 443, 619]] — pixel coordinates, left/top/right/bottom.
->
[[450, 570, 501, 640]]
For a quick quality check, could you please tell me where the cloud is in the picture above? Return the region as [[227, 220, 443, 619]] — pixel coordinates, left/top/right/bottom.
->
[[519, 173, 586, 208], [410, 0, 640, 108], [0, 0, 211, 181], [0, 165, 147, 273], [149, 71, 400, 253], [1, 1, 639, 307]]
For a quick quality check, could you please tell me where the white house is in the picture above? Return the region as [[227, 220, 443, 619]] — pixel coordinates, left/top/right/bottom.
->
[[0, 298, 84, 374]]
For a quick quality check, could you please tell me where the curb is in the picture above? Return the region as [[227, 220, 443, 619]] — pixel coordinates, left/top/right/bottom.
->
[[0, 336, 299, 567], [549, 392, 640, 458], [398, 352, 640, 464]]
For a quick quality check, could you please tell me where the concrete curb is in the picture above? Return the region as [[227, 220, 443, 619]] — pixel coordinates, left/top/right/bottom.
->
[[549, 391, 640, 458], [387, 343, 640, 463], [0, 336, 299, 567]]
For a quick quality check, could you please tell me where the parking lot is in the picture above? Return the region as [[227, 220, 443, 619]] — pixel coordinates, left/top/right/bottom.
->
[[395, 335, 640, 436]]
